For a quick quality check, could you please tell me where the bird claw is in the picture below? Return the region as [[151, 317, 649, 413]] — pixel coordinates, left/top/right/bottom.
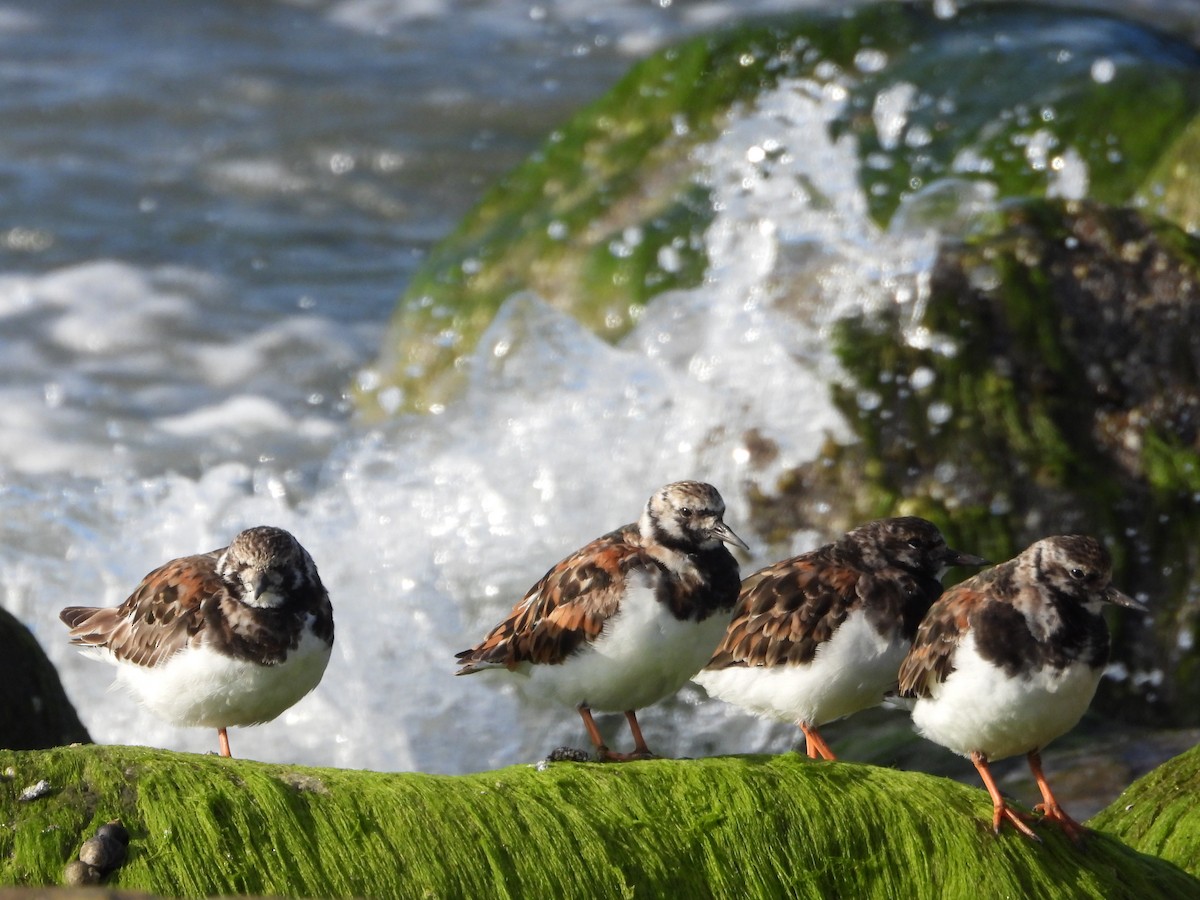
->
[[1033, 803, 1089, 846], [594, 746, 657, 763], [994, 805, 1042, 843]]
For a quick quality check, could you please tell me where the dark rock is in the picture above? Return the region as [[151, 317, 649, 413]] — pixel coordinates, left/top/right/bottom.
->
[[78, 835, 125, 871], [60, 860, 100, 887], [0, 607, 90, 750], [95, 822, 130, 849]]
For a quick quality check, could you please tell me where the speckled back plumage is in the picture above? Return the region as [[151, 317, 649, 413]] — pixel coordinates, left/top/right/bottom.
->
[[708, 517, 973, 670]]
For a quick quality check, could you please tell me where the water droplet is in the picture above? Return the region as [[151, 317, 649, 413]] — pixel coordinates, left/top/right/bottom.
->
[[854, 48, 888, 73], [910, 366, 935, 390], [856, 390, 882, 411], [1091, 58, 1116, 84], [927, 401, 953, 425]]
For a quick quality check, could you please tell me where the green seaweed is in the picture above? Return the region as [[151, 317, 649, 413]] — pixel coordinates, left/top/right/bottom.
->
[[1090, 743, 1200, 880], [1138, 113, 1200, 232], [1, 744, 1197, 898]]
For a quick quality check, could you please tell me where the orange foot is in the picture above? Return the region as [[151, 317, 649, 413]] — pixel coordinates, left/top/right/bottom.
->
[[594, 746, 657, 763], [993, 801, 1042, 843], [971, 751, 1041, 843], [1033, 800, 1089, 846], [578, 706, 659, 762], [1027, 749, 1088, 846], [799, 722, 838, 761]]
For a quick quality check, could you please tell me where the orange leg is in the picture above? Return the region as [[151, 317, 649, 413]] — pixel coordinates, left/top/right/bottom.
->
[[1028, 749, 1088, 845], [623, 710, 656, 760], [575, 705, 655, 762], [970, 751, 1040, 842], [799, 722, 837, 761], [576, 705, 611, 758], [218, 727, 232, 758]]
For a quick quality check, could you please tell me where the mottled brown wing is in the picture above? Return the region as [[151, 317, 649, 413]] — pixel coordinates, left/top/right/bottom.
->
[[707, 551, 862, 669], [896, 584, 984, 699], [455, 525, 648, 672], [60, 550, 227, 669]]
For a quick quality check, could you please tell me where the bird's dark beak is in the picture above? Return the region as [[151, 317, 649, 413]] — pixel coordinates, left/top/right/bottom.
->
[[711, 520, 749, 552], [946, 548, 989, 568], [1105, 586, 1148, 612]]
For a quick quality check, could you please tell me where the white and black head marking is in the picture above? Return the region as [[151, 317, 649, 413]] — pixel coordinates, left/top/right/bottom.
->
[[218, 526, 316, 609], [1026, 535, 1143, 612], [641, 481, 749, 554]]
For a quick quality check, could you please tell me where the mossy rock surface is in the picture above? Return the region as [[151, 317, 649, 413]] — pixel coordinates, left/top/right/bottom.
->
[[361, 2, 1200, 415], [0, 608, 89, 751], [1139, 113, 1200, 232], [1, 744, 1198, 898], [1091, 743, 1200, 878]]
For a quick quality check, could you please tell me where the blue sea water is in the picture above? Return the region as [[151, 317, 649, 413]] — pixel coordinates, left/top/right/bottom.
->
[[0, 0, 1194, 773]]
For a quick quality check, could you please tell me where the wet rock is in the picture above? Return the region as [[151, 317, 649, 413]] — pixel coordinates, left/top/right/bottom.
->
[[542, 747, 592, 764], [78, 834, 125, 871], [5, 743, 1199, 897], [95, 821, 130, 849], [1090, 741, 1200, 876], [63, 818, 130, 887], [61, 859, 101, 887], [0, 607, 90, 750]]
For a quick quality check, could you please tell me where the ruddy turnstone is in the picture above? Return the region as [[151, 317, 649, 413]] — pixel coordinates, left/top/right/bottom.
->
[[695, 517, 984, 760], [60, 526, 333, 758], [455, 481, 747, 762], [896, 534, 1145, 843]]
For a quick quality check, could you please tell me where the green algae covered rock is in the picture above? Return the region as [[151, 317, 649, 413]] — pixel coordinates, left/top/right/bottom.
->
[[1139, 113, 1200, 233], [0, 608, 89, 751], [1, 744, 1198, 898], [1091, 743, 1200, 879], [361, 2, 1200, 415]]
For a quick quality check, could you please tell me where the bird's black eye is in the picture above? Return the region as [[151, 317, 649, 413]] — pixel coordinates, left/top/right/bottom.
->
[[679, 507, 692, 519], [907, 540, 922, 550], [1069, 568, 1086, 579]]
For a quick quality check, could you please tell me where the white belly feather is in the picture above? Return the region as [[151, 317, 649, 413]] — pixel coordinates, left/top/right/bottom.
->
[[695, 609, 902, 727], [505, 577, 730, 712], [107, 624, 331, 729], [910, 630, 1102, 760]]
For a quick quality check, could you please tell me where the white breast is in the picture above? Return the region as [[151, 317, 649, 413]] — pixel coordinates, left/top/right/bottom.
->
[[509, 574, 730, 713], [695, 608, 901, 727], [910, 630, 1102, 760], [113, 624, 332, 729]]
